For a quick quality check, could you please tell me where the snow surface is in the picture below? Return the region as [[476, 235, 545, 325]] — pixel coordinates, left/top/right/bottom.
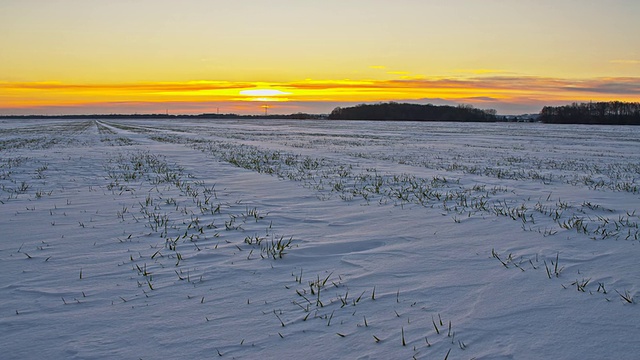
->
[[1, 118, 639, 359]]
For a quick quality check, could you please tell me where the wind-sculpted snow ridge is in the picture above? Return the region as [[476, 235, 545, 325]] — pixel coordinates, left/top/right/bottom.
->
[[1, 118, 638, 359]]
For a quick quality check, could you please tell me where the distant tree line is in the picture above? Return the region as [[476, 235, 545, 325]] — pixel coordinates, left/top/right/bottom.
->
[[328, 102, 498, 122], [0, 112, 322, 120], [6, 101, 640, 125], [539, 101, 640, 125], [198, 112, 319, 120]]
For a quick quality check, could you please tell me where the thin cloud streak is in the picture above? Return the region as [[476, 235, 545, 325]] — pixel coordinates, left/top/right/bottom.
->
[[3, 76, 638, 96], [0, 81, 255, 92], [283, 76, 640, 96], [609, 59, 640, 65]]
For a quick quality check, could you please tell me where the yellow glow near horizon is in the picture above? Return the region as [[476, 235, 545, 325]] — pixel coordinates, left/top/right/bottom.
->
[[239, 89, 292, 97], [2, 75, 639, 115], [238, 89, 292, 102], [0, 1, 638, 115]]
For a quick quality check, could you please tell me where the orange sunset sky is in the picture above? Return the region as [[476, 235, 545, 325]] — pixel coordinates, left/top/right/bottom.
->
[[1, 0, 639, 115]]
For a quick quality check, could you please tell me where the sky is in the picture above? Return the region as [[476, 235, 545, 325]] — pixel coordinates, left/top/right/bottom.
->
[[1, 0, 639, 115]]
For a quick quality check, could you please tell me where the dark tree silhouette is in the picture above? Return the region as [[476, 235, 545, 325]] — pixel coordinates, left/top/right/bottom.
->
[[540, 101, 640, 125], [328, 102, 498, 122]]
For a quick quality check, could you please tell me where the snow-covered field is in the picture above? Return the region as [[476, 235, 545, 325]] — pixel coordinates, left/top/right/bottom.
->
[[1, 118, 639, 359]]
